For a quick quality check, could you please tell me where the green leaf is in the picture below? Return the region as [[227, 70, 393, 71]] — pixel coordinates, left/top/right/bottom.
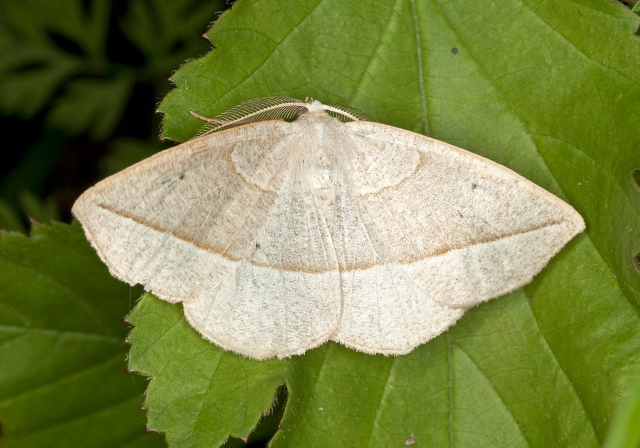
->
[[17, 191, 60, 224], [120, 0, 226, 80], [0, 222, 164, 448], [127, 293, 290, 447], [603, 366, 640, 448], [0, 0, 223, 139], [47, 74, 134, 141], [126, 0, 640, 446], [0, 129, 66, 202], [0, 199, 26, 233], [0, 0, 113, 124], [0, 0, 131, 140]]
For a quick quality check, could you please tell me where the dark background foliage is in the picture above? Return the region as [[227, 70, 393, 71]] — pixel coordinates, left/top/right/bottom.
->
[[0, 0, 228, 233]]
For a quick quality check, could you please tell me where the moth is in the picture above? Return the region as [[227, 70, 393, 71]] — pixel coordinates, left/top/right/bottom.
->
[[73, 97, 585, 359]]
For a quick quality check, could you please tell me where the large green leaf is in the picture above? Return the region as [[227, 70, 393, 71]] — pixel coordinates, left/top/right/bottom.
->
[[126, 0, 640, 446], [0, 222, 164, 448], [127, 294, 290, 447], [603, 366, 640, 448]]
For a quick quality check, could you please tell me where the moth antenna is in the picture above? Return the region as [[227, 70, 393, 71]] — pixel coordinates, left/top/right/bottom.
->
[[191, 97, 371, 137], [191, 97, 308, 137], [323, 104, 370, 122]]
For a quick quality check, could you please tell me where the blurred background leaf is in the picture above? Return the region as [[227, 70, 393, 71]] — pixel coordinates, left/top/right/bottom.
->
[[0, 0, 226, 233], [99, 138, 163, 178]]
